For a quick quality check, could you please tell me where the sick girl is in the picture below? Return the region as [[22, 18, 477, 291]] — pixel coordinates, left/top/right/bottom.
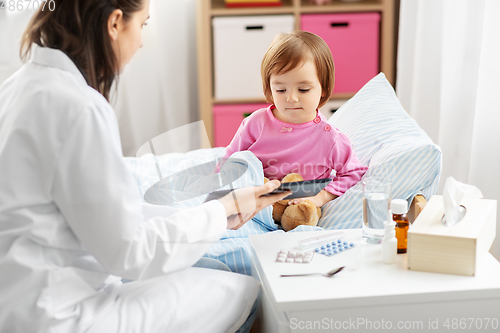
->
[[223, 31, 368, 208]]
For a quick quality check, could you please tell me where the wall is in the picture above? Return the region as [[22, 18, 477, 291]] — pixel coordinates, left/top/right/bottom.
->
[[111, 0, 202, 156], [0, 10, 33, 84]]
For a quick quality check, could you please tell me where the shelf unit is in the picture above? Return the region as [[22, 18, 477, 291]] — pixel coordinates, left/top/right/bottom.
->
[[196, 0, 397, 146]]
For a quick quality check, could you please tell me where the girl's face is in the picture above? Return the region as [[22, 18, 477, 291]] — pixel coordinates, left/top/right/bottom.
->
[[270, 60, 324, 124], [110, 0, 150, 71]]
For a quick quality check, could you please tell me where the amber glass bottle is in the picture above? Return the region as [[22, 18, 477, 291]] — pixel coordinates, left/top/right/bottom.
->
[[391, 199, 409, 254]]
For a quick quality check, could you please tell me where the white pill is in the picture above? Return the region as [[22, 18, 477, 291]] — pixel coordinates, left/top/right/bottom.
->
[[277, 257, 285, 262], [279, 249, 288, 254], [294, 258, 303, 263], [278, 253, 287, 258], [286, 258, 294, 263], [304, 258, 312, 263]]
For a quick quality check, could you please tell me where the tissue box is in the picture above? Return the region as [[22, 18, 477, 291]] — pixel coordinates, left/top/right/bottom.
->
[[408, 195, 497, 276]]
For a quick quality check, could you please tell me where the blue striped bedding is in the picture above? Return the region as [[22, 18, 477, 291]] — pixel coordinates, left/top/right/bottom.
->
[[124, 73, 441, 275], [319, 73, 441, 230], [124, 149, 315, 274]]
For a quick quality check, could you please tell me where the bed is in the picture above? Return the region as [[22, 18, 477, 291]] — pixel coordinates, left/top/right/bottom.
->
[[124, 73, 442, 274]]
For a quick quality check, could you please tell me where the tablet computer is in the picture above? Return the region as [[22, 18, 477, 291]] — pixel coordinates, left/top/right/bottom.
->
[[265, 178, 332, 199], [203, 178, 332, 202]]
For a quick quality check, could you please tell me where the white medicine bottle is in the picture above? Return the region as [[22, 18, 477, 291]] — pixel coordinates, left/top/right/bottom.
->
[[382, 214, 397, 264]]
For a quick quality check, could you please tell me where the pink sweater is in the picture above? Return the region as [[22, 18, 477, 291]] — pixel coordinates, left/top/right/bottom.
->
[[223, 106, 368, 196]]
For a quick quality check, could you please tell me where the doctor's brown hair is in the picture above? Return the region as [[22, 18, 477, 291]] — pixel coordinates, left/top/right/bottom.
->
[[261, 31, 335, 109], [20, 0, 145, 101]]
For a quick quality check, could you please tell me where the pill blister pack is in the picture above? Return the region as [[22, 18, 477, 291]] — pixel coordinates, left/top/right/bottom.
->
[[315, 238, 356, 256], [276, 250, 315, 263], [297, 231, 344, 250]]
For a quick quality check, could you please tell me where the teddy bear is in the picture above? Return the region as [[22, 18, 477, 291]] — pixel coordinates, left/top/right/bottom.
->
[[265, 173, 322, 232]]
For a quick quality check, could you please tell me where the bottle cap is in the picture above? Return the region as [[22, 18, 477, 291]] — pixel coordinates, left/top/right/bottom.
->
[[391, 199, 407, 214]]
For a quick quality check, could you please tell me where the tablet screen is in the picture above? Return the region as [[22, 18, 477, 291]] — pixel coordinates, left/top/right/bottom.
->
[[267, 178, 332, 199], [204, 178, 332, 202]]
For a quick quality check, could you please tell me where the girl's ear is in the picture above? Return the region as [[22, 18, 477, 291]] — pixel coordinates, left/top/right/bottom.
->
[[108, 9, 124, 41]]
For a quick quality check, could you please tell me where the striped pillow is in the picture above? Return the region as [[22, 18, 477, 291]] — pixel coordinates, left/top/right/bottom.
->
[[319, 73, 442, 230]]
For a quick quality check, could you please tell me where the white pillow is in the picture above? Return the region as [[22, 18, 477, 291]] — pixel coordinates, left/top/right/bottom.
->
[[319, 73, 442, 229]]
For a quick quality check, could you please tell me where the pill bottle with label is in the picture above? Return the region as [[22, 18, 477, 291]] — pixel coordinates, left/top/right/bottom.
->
[[391, 199, 409, 254]]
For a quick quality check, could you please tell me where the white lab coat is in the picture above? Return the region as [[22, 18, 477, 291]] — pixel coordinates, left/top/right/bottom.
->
[[0, 46, 259, 333]]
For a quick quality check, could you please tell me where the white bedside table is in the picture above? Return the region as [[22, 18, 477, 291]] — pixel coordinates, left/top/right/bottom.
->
[[249, 229, 500, 333]]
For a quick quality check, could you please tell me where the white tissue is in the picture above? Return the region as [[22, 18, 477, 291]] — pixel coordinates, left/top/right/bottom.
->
[[442, 176, 483, 226]]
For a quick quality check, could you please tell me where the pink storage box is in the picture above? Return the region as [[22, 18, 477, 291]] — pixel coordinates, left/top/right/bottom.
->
[[301, 12, 380, 93], [213, 103, 270, 147]]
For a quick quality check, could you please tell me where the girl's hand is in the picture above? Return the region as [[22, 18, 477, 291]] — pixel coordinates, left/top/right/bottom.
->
[[287, 190, 338, 208], [219, 180, 291, 230]]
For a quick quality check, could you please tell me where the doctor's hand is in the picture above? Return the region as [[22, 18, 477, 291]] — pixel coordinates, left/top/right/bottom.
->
[[219, 180, 291, 230]]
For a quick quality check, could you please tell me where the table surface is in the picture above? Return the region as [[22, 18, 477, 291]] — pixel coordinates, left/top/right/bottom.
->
[[249, 229, 500, 312]]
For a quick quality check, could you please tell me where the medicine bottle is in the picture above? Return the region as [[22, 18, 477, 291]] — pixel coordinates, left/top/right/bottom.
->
[[391, 199, 409, 254], [382, 218, 397, 264]]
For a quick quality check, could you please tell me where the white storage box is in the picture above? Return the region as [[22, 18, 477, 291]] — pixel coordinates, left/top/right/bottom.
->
[[212, 15, 295, 100]]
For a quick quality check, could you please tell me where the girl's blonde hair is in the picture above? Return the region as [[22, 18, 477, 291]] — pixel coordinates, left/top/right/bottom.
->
[[261, 31, 334, 109]]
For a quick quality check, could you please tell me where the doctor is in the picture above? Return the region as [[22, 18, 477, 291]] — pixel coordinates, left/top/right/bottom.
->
[[0, 0, 289, 332]]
